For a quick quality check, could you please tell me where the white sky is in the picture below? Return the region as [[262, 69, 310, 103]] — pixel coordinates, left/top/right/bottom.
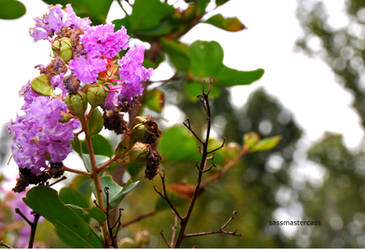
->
[[0, 0, 359, 239]]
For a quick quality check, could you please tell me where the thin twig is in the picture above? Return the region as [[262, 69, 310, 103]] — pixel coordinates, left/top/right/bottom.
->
[[0, 242, 12, 248], [104, 187, 118, 248], [160, 231, 170, 248], [15, 209, 32, 226], [49, 176, 67, 187], [153, 173, 183, 221], [121, 210, 156, 227], [63, 166, 91, 176], [170, 216, 178, 247], [184, 210, 241, 238]]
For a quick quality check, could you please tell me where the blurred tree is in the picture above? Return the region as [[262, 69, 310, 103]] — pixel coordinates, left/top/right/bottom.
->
[[296, 0, 365, 247]]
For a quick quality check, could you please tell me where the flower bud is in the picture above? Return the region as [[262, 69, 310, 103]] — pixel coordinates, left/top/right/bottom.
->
[[129, 142, 149, 162], [135, 230, 151, 247], [86, 84, 106, 107], [52, 37, 73, 62], [65, 91, 87, 117]]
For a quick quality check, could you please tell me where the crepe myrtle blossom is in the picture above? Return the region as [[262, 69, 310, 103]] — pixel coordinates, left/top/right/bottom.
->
[[8, 97, 80, 175], [10, 4, 152, 177], [29, 4, 90, 41]]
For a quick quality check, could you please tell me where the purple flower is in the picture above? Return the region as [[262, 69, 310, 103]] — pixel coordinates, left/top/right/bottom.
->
[[120, 82, 144, 101], [19, 81, 41, 110], [81, 24, 129, 58], [104, 90, 119, 110], [29, 5, 65, 41], [69, 56, 106, 84], [8, 97, 80, 175], [51, 74, 68, 97], [118, 45, 153, 85], [64, 4, 91, 30]]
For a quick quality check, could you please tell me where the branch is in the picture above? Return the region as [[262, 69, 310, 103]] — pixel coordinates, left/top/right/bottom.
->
[[184, 210, 241, 238], [121, 210, 156, 227], [15, 209, 40, 248], [63, 166, 91, 176], [0, 242, 12, 249], [153, 173, 183, 221], [160, 231, 170, 248]]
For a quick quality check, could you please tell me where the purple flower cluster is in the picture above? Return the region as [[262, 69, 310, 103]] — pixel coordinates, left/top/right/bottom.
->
[[8, 97, 80, 175], [29, 4, 90, 42]]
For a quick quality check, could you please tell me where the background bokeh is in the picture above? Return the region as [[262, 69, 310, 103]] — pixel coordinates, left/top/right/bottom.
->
[[1, 0, 365, 247]]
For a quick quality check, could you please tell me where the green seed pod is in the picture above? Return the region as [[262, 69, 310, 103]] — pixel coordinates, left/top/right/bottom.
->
[[31, 74, 53, 96], [129, 142, 149, 162], [52, 37, 73, 62], [65, 91, 87, 117], [243, 132, 260, 150], [59, 111, 72, 123], [86, 84, 106, 107]]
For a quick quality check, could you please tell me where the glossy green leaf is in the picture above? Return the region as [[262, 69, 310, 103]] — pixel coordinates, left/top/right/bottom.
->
[[185, 81, 221, 101], [187, 40, 223, 77], [109, 180, 140, 208], [87, 109, 104, 136], [23, 186, 103, 248], [161, 38, 190, 71], [0, 0, 25, 19], [31, 75, 53, 96], [66, 205, 106, 224], [145, 89, 165, 113], [130, 0, 174, 31], [158, 126, 200, 163], [41, 0, 113, 24], [214, 66, 265, 86], [250, 136, 282, 153], [204, 14, 246, 32], [126, 162, 145, 178], [72, 134, 113, 158], [94, 176, 139, 209], [59, 187, 89, 208]]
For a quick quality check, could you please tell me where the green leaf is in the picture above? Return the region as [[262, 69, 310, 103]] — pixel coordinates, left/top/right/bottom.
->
[[93, 176, 139, 209], [23, 186, 103, 248], [204, 14, 245, 32], [0, 0, 25, 19], [187, 40, 223, 77], [72, 134, 113, 158], [161, 38, 190, 71], [250, 136, 282, 153], [215, 0, 229, 6], [109, 180, 140, 208], [134, 20, 174, 37], [31, 75, 53, 96], [197, 0, 210, 14], [145, 89, 165, 113], [66, 205, 106, 224], [185, 81, 221, 101], [87, 109, 104, 136], [41, 0, 113, 24], [113, 17, 130, 32], [158, 126, 200, 163], [214, 66, 265, 86], [130, 0, 174, 31], [59, 187, 89, 208]]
